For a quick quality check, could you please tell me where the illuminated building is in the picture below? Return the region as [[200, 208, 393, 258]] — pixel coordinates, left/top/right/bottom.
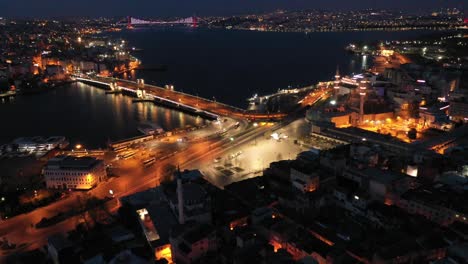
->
[[136, 203, 177, 263], [13, 136, 68, 152], [290, 164, 320, 193], [43, 155, 106, 190], [381, 49, 395, 57], [449, 101, 468, 123]]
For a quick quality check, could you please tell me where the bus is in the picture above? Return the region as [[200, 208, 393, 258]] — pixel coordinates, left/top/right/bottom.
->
[[113, 145, 128, 153], [118, 151, 136, 160], [143, 157, 156, 167]]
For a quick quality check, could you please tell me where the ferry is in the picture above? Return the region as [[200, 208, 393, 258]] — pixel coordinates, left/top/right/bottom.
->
[[137, 122, 164, 135]]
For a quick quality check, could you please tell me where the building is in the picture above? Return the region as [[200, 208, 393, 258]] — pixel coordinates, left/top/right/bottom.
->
[[136, 203, 177, 263], [13, 136, 68, 152], [290, 163, 320, 193], [120, 186, 176, 263], [397, 185, 468, 226], [170, 222, 217, 264], [47, 234, 74, 264], [449, 100, 468, 122], [43, 155, 107, 190], [166, 179, 212, 225]]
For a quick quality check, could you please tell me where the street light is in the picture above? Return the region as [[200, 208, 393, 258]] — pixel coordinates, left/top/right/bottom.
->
[[75, 144, 82, 150]]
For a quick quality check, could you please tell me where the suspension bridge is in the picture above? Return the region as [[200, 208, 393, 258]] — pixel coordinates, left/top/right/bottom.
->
[[118, 16, 198, 28]]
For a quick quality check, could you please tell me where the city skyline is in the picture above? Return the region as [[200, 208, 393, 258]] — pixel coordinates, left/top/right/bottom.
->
[[0, 0, 467, 18], [1, 1, 468, 263]]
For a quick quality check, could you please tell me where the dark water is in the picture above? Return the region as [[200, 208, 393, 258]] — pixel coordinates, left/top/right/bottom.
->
[[0, 28, 431, 147], [0, 84, 206, 148], [111, 28, 431, 107]]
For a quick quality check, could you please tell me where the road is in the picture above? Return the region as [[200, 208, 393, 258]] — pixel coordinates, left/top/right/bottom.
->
[[0, 116, 284, 257], [88, 75, 287, 120], [0, 76, 327, 258]]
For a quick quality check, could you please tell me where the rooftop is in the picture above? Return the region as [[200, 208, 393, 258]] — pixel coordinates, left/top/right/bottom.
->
[[46, 155, 102, 170]]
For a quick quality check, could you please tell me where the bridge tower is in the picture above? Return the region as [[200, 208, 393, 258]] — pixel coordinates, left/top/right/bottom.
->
[[192, 16, 198, 27], [127, 16, 132, 29]]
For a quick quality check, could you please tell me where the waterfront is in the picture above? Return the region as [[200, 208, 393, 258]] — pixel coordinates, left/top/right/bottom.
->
[[111, 28, 433, 106], [0, 29, 433, 147], [0, 83, 206, 148]]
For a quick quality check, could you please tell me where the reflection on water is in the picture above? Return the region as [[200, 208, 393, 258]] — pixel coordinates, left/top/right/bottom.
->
[[0, 83, 206, 148], [362, 55, 369, 70]]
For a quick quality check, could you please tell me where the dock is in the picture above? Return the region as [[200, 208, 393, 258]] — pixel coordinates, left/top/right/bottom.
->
[[0, 91, 16, 99]]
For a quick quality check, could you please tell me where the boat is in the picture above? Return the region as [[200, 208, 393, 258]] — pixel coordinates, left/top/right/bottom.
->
[[137, 122, 164, 135]]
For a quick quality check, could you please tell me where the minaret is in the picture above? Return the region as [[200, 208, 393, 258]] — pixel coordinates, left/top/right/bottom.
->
[[359, 78, 368, 124], [334, 66, 341, 100], [176, 166, 184, 224]]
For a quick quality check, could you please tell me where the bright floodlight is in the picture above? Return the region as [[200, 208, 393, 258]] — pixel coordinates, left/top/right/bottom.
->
[[271, 133, 280, 141]]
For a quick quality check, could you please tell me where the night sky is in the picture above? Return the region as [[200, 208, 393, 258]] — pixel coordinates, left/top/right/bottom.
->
[[0, 0, 466, 18]]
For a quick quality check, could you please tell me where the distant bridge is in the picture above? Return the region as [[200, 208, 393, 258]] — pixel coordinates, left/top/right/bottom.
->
[[119, 16, 198, 28]]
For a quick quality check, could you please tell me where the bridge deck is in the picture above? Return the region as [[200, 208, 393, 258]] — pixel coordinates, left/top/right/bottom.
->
[[76, 76, 287, 120]]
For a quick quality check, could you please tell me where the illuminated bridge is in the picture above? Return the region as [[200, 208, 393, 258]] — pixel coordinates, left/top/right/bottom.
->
[[119, 16, 198, 28], [74, 75, 288, 121]]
